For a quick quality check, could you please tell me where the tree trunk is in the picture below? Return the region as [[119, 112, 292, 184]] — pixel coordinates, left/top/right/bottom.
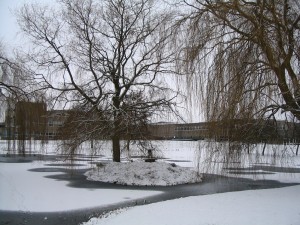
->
[[126, 139, 130, 153], [112, 135, 121, 162], [262, 141, 267, 156], [90, 139, 94, 149], [112, 96, 121, 162]]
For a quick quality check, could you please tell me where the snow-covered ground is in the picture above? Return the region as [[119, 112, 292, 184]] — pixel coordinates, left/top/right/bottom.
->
[[0, 140, 202, 212], [1, 140, 300, 225], [0, 141, 162, 212], [82, 185, 300, 225], [0, 160, 162, 212], [80, 140, 300, 225]]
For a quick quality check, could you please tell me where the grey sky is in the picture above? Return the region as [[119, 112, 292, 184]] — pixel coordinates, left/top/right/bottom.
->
[[0, 0, 55, 49], [0, 0, 20, 47]]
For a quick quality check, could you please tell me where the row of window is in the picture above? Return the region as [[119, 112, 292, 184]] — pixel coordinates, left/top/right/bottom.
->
[[175, 126, 208, 131]]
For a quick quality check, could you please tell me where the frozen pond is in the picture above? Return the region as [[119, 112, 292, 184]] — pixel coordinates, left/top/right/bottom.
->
[[1, 139, 300, 181], [1, 140, 300, 225]]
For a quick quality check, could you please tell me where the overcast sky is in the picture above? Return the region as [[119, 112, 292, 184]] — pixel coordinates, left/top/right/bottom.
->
[[0, 0, 55, 49], [0, 0, 195, 122], [0, 0, 19, 47]]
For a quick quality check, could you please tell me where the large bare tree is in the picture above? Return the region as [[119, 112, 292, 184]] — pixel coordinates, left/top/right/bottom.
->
[[177, 0, 300, 124], [17, 0, 178, 162]]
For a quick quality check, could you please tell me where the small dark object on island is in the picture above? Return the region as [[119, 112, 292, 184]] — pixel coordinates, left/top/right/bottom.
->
[[96, 162, 105, 168], [148, 149, 153, 158], [170, 163, 177, 167], [144, 158, 156, 162], [144, 149, 156, 162]]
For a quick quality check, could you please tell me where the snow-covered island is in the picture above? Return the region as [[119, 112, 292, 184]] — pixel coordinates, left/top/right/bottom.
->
[[85, 161, 202, 186]]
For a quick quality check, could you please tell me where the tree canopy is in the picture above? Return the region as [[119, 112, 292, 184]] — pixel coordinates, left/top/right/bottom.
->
[[178, 0, 300, 123], [17, 0, 179, 161]]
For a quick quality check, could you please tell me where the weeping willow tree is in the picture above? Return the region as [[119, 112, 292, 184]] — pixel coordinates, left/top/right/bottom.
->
[[178, 0, 300, 121], [174, 0, 300, 171], [6, 101, 47, 155], [1, 42, 47, 155]]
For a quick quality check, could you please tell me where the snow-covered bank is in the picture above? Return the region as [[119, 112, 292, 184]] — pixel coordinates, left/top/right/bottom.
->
[[0, 161, 162, 212], [85, 161, 202, 186], [82, 185, 300, 225]]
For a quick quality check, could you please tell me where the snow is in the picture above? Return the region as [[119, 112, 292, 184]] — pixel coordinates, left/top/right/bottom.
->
[[0, 140, 201, 212], [85, 161, 202, 186], [81, 185, 300, 225], [1, 139, 300, 225], [0, 161, 162, 212]]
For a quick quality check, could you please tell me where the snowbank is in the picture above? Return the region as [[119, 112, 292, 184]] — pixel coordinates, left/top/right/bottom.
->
[[0, 161, 162, 212], [82, 185, 300, 225], [85, 161, 202, 186]]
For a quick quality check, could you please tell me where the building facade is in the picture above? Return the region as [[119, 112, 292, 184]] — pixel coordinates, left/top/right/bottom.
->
[[147, 120, 300, 143], [1, 101, 300, 143], [4, 101, 47, 140]]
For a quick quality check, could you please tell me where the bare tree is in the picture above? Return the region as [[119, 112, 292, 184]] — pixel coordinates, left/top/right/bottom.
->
[[17, 0, 178, 162], [176, 0, 300, 123], [59, 91, 152, 159]]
